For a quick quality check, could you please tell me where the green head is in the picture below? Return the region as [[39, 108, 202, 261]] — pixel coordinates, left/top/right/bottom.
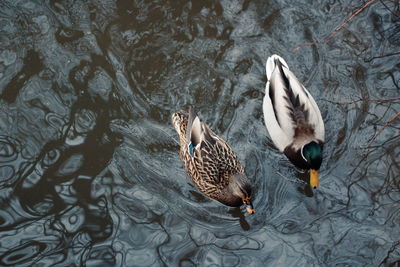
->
[[302, 141, 323, 189], [302, 141, 322, 169]]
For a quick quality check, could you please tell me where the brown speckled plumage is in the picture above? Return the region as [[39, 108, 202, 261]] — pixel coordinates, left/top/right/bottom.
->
[[172, 109, 250, 207]]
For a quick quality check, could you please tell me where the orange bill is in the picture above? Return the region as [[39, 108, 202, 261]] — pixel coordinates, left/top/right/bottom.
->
[[246, 207, 256, 214], [243, 197, 255, 214]]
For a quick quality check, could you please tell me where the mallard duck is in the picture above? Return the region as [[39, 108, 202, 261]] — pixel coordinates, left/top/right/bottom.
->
[[263, 55, 325, 189], [172, 107, 255, 214]]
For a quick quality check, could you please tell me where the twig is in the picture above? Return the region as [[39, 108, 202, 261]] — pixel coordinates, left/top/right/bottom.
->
[[323, 97, 400, 146], [292, 0, 379, 52], [324, 97, 400, 105], [379, 0, 400, 18], [276, 171, 307, 185], [368, 111, 400, 147], [365, 51, 400, 62]]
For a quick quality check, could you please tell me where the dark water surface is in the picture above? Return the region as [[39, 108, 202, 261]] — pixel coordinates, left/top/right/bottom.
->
[[0, 0, 399, 266]]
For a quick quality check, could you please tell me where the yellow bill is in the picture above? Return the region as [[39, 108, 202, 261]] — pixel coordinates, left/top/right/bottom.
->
[[310, 169, 319, 189]]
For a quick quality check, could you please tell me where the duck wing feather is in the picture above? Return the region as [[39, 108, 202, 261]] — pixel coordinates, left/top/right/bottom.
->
[[263, 55, 324, 152], [186, 109, 243, 188]]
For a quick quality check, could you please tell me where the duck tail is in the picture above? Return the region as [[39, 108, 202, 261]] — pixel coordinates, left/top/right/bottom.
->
[[186, 106, 201, 147], [266, 54, 289, 80]]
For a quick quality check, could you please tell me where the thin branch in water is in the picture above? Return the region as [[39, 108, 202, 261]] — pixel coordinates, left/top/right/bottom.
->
[[379, 0, 400, 18], [323, 97, 400, 105], [292, 0, 379, 52], [368, 111, 400, 147], [276, 171, 307, 185], [365, 51, 400, 62], [323, 97, 400, 147]]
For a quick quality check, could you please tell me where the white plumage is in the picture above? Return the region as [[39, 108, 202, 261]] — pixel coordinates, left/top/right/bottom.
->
[[262, 54, 325, 189], [263, 55, 324, 151]]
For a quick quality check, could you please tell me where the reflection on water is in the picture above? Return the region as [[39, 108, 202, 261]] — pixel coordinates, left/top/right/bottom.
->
[[0, 0, 399, 266]]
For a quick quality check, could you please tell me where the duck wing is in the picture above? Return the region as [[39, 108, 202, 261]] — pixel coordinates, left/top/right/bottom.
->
[[263, 55, 324, 151], [186, 108, 243, 187]]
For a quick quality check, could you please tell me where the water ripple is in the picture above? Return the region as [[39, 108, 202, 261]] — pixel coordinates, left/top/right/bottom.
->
[[0, 0, 399, 266]]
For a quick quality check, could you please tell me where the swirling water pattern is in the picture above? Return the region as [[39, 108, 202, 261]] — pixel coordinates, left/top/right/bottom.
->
[[0, 0, 399, 266]]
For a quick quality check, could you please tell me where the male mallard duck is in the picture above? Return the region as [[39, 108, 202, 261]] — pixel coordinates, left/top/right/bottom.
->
[[172, 107, 255, 214], [263, 55, 325, 189]]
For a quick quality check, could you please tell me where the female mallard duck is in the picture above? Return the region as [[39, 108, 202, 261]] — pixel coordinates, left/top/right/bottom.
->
[[172, 107, 255, 214], [263, 55, 325, 189]]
